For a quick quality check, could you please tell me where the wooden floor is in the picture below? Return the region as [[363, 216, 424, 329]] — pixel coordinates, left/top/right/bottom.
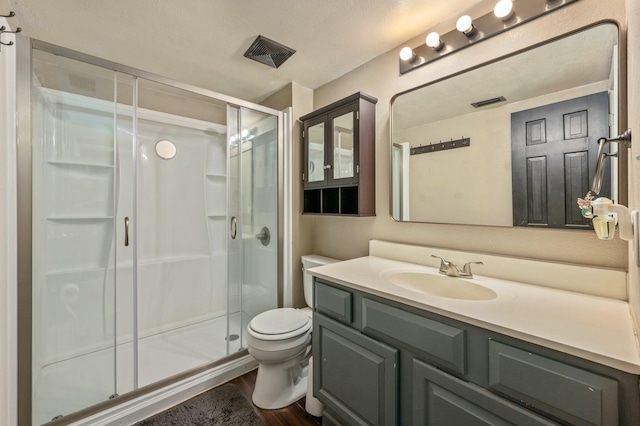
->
[[230, 369, 323, 426]]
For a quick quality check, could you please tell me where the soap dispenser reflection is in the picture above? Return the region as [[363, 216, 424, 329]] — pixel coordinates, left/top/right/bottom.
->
[[578, 128, 637, 241], [590, 197, 631, 240]]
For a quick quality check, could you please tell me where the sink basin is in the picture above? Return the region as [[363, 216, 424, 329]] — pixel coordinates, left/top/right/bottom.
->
[[383, 271, 497, 301]]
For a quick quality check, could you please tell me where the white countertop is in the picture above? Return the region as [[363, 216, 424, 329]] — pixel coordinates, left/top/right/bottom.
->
[[308, 256, 640, 374]]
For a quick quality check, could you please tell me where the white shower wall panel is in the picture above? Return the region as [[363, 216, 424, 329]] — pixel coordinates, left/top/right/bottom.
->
[[45, 164, 114, 217], [33, 91, 118, 370], [135, 121, 228, 336], [136, 121, 210, 262], [44, 220, 113, 273], [136, 256, 226, 335], [39, 269, 114, 365], [34, 90, 230, 365]]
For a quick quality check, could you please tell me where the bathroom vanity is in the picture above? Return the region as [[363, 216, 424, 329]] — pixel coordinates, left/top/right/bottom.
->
[[310, 245, 640, 426]]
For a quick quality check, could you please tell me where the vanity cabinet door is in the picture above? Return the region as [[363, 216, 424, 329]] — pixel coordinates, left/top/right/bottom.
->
[[313, 313, 398, 426], [488, 341, 619, 426], [413, 359, 559, 426]]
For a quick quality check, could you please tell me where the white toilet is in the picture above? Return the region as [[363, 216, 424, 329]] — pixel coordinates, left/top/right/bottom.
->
[[247, 254, 338, 410]]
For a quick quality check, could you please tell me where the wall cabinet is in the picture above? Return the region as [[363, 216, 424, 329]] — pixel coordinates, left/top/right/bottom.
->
[[313, 279, 640, 426], [300, 92, 377, 216]]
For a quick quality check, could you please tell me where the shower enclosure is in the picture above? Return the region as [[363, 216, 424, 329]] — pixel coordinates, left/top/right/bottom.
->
[[19, 41, 284, 425]]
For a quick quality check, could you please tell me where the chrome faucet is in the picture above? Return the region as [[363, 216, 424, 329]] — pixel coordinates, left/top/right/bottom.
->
[[431, 255, 483, 279]]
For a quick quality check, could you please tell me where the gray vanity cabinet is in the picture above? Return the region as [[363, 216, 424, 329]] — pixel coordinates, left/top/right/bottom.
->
[[413, 359, 558, 426], [314, 314, 398, 426], [312, 279, 640, 426]]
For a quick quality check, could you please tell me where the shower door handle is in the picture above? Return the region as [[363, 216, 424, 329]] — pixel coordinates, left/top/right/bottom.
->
[[231, 216, 237, 240], [124, 217, 130, 247]]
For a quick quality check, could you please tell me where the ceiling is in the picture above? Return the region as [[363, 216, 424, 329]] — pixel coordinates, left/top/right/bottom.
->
[[8, 0, 482, 103]]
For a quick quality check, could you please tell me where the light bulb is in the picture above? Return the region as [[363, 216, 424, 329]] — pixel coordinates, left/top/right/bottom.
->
[[494, 0, 514, 20], [241, 129, 249, 138], [456, 15, 476, 37], [426, 32, 443, 51], [399, 47, 415, 61]]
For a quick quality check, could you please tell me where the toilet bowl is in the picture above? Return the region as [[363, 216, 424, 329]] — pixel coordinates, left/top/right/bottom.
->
[[246, 254, 338, 410]]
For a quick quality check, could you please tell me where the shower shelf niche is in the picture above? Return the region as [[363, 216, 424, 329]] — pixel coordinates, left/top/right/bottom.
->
[[47, 159, 115, 168]]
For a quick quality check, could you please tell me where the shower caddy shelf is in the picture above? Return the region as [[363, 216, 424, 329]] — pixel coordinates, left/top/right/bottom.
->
[[47, 159, 115, 168]]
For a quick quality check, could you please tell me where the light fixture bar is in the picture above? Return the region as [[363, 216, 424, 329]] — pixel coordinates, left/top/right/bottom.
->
[[400, 0, 579, 74]]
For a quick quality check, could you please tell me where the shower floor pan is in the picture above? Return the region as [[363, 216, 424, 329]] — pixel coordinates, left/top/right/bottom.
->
[[32, 313, 246, 425]]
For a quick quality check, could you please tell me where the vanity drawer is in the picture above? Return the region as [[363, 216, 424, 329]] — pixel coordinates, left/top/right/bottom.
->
[[315, 280, 353, 324], [488, 341, 618, 426], [362, 298, 465, 374]]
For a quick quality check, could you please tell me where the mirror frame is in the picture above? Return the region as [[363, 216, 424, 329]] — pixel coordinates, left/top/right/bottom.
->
[[389, 21, 627, 226]]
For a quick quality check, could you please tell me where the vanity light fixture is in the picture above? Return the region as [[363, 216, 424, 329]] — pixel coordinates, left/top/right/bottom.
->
[[399, 0, 579, 74], [494, 0, 515, 20], [426, 32, 444, 51], [399, 46, 416, 62], [456, 15, 477, 38]]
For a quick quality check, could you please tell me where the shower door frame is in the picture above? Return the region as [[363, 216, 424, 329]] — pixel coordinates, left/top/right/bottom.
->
[[16, 37, 287, 425]]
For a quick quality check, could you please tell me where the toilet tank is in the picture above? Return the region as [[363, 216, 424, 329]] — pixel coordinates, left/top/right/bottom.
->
[[301, 254, 339, 308]]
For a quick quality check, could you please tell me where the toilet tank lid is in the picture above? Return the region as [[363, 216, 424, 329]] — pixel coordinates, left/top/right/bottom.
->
[[301, 254, 339, 268]]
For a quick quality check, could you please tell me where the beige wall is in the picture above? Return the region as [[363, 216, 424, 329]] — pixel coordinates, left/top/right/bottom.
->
[[261, 82, 316, 307], [308, 0, 628, 270]]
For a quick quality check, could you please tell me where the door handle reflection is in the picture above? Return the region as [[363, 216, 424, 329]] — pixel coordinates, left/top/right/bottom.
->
[[124, 217, 130, 247], [231, 216, 237, 240]]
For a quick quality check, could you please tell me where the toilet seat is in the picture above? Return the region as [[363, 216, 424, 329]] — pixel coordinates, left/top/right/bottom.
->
[[248, 308, 311, 341]]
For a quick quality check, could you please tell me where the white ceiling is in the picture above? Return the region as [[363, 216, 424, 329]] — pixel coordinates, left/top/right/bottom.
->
[[8, 0, 482, 103]]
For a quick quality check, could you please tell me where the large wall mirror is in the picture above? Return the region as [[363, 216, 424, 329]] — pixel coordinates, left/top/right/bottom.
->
[[391, 23, 622, 228]]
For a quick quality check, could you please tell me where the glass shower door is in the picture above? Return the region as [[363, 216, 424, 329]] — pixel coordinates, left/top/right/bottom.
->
[[134, 79, 231, 386], [227, 106, 279, 349], [30, 49, 120, 424]]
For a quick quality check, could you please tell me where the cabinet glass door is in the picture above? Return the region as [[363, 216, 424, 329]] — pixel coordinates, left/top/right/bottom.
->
[[329, 105, 358, 186], [306, 120, 326, 186], [332, 112, 354, 180]]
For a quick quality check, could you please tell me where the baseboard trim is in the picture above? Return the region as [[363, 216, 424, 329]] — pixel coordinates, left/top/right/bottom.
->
[[68, 355, 258, 426]]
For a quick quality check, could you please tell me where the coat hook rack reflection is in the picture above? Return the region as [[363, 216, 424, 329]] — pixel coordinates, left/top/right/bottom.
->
[[0, 24, 22, 48], [410, 137, 470, 156]]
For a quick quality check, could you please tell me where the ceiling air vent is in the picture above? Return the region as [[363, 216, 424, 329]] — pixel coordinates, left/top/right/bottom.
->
[[243, 35, 296, 69], [471, 96, 506, 108]]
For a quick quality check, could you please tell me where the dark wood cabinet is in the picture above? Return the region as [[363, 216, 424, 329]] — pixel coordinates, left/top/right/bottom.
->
[[300, 92, 377, 216]]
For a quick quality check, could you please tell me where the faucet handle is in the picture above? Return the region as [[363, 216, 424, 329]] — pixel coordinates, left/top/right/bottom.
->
[[460, 261, 483, 278], [431, 255, 453, 274]]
